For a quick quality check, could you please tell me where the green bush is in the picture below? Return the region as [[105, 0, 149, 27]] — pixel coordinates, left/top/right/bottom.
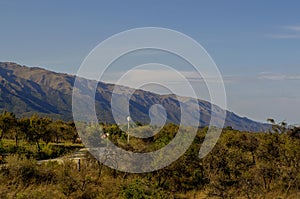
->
[[120, 179, 145, 199]]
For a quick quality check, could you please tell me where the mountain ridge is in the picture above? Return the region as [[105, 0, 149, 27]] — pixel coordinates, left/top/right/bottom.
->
[[0, 62, 270, 132]]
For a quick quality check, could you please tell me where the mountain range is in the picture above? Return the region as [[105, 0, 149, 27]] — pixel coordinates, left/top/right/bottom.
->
[[0, 62, 269, 132]]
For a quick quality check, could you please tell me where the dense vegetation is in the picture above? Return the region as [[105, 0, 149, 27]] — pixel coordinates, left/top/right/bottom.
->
[[0, 111, 300, 198]]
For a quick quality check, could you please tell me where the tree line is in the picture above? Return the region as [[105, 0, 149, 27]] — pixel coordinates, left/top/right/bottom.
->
[[0, 111, 78, 149]]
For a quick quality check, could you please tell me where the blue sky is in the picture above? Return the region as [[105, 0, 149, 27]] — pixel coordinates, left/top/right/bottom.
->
[[1, 0, 300, 124]]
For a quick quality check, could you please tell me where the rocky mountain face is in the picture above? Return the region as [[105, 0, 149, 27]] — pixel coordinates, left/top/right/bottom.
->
[[0, 62, 269, 132]]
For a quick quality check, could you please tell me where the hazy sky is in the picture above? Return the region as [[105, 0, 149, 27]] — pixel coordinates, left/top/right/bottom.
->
[[1, 0, 300, 124]]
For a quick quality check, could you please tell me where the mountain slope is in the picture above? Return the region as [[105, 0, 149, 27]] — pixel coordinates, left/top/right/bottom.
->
[[0, 62, 269, 132]]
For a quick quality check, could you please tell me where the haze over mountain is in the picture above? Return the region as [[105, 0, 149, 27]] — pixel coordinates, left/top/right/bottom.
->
[[0, 62, 269, 132]]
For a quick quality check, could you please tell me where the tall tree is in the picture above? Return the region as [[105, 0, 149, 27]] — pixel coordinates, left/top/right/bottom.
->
[[28, 114, 51, 151]]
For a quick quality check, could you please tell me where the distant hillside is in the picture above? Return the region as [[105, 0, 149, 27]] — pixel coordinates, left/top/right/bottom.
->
[[0, 62, 270, 132]]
